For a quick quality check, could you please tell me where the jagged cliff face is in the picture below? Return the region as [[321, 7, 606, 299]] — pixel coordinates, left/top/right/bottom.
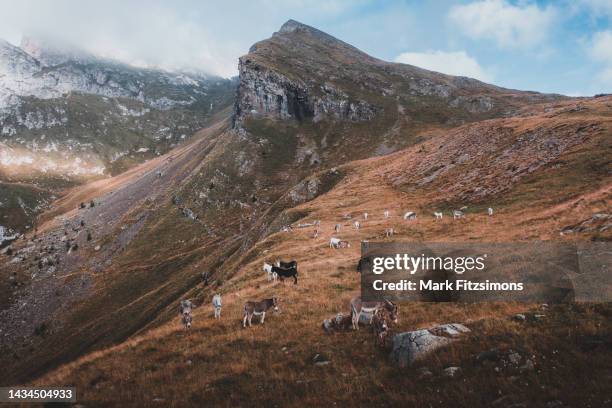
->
[[234, 56, 376, 125]]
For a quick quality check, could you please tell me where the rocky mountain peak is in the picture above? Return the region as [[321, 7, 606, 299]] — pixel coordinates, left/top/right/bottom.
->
[[276, 19, 339, 43], [233, 20, 561, 132]]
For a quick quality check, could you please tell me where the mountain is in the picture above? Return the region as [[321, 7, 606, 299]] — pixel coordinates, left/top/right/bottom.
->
[[0, 37, 237, 233], [0, 20, 609, 405], [234, 20, 561, 157]]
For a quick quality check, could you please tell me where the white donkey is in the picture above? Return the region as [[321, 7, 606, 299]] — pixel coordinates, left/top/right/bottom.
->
[[212, 293, 222, 320], [453, 210, 465, 219], [263, 262, 278, 282]]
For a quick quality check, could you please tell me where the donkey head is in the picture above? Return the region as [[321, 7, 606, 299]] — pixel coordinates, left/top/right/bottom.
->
[[384, 299, 398, 323], [272, 297, 280, 312], [183, 314, 192, 329]]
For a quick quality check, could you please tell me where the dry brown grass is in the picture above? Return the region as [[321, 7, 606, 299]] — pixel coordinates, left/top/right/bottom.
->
[[24, 98, 612, 406], [35, 168, 611, 406]]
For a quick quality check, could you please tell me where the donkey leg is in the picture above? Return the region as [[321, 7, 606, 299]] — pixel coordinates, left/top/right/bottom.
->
[[352, 311, 360, 330], [243, 314, 247, 328], [261, 312, 266, 324]]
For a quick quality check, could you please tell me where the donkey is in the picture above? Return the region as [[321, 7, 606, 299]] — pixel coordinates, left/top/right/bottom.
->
[[488, 207, 494, 216], [350, 296, 398, 330], [243, 297, 279, 327], [322, 313, 353, 334], [434, 211, 443, 220], [212, 293, 222, 320], [371, 308, 391, 347], [453, 210, 465, 219], [384, 210, 390, 219], [272, 265, 298, 284], [403, 211, 417, 220], [182, 313, 193, 329], [179, 299, 194, 329]]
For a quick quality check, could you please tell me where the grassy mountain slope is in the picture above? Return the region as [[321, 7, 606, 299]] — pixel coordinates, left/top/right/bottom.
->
[[0, 21, 609, 407], [31, 96, 612, 407]]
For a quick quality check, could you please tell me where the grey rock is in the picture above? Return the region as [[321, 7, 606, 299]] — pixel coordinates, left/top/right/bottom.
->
[[520, 359, 535, 371], [508, 352, 522, 365], [390, 322, 471, 367], [443, 366, 461, 377], [390, 329, 452, 368]]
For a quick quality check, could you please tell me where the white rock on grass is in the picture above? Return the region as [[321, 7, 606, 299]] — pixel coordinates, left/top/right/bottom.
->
[[390, 323, 471, 368], [443, 366, 461, 377]]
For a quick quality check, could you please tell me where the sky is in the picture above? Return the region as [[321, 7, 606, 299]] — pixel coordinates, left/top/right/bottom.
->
[[0, 0, 610, 96]]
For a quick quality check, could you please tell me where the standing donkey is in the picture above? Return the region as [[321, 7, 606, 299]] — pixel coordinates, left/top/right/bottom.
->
[[243, 297, 280, 327], [350, 296, 398, 330], [212, 293, 222, 320], [179, 299, 194, 329]]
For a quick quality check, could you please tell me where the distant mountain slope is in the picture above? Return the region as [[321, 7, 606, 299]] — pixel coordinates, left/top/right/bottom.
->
[[0, 38, 236, 232]]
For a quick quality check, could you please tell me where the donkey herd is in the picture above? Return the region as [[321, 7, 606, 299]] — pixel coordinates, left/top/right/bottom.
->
[[178, 206, 493, 342]]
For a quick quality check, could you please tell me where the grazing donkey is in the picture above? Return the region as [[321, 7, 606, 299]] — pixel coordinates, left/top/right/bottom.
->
[[272, 265, 298, 284], [384, 228, 394, 237], [453, 210, 465, 219], [322, 313, 353, 334], [354, 220, 361, 230], [212, 293, 222, 320], [434, 211, 443, 220], [363, 212, 368, 220], [330, 237, 350, 249], [182, 313, 193, 329], [350, 296, 398, 330], [384, 210, 390, 218], [488, 207, 494, 216], [243, 297, 279, 327], [403, 211, 417, 220], [179, 300, 194, 329]]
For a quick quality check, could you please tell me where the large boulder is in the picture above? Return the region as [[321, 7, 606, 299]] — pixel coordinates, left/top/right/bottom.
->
[[390, 323, 470, 368]]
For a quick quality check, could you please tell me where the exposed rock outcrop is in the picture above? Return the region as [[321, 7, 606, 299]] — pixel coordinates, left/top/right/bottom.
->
[[390, 323, 470, 368]]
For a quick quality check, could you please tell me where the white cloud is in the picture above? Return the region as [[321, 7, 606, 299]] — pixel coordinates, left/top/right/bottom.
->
[[588, 30, 612, 85], [579, 0, 612, 17], [394, 50, 492, 82], [449, 0, 557, 49], [0, 0, 364, 78]]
